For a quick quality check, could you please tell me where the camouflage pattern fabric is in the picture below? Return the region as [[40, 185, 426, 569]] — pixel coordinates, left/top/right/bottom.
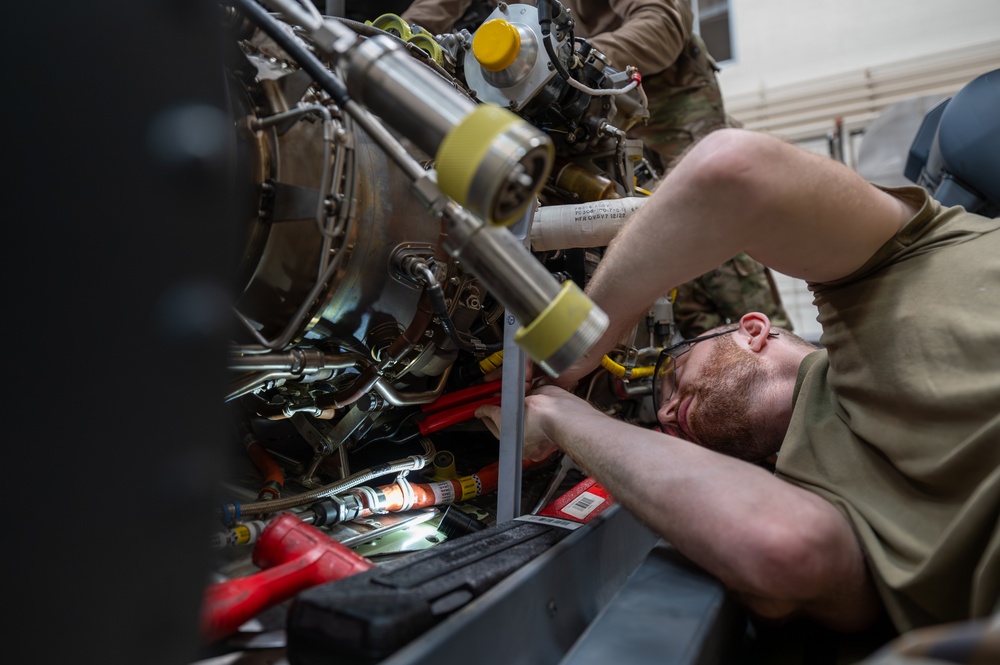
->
[[630, 34, 793, 338], [673, 252, 794, 338], [628, 34, 727, 172]]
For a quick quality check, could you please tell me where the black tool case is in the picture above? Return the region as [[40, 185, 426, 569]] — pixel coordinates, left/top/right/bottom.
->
[[287, 519, 573, 664], [286, 505, 746, 665]]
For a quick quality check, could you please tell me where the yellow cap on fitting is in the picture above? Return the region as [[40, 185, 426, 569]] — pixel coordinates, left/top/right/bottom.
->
[[436, 104, 518, 220], [473, 19, 521, 72], [515, 280, 594, 362], [430, 450, 458, 481], [366, 13, 413, 41]]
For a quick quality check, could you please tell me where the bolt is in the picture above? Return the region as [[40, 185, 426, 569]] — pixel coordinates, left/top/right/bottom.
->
[[547, 599, 558, 617]]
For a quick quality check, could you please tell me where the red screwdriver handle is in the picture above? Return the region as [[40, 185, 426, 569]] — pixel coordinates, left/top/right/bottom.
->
[[200, 513, 373, 643]]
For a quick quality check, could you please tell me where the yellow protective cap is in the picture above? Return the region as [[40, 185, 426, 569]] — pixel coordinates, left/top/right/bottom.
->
[[514, 280, 594, 361], [435, 104, 519, 221], [366, 13, 413, 41], [472, 19, 521, 72]]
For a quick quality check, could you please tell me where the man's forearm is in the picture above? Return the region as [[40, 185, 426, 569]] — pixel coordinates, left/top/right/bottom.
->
[[536, 400, 877, 628], [544, 406, 793, 593], [579, 135, 749, 359], [581, 129, 916, 362]]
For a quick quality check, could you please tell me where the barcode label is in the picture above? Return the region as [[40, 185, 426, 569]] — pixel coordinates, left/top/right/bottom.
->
[[537, 477, 613, 525], [515, 514, 582, 530], [561, 491, 603, 520]]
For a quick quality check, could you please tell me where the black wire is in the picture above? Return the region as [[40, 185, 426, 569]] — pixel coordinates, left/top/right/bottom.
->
[[234, 0, 350, 105], [354, 410, 422, 450], [425, 275, 503, 355], [536, 0, 575, 84]]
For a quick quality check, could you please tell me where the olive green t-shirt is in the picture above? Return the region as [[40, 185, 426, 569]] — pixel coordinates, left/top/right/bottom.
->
[[775, 185, 1000, 632]]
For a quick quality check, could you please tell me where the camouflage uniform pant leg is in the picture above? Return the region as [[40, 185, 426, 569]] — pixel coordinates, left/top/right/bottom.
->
[[673, 252, 794, 339], [629, 79, 728, 174], [628, 34, 729, 173]]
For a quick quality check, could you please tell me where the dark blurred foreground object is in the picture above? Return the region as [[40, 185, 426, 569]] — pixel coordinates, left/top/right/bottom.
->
[[8, 1, 234, 663], [859, 614, 1000, 665]]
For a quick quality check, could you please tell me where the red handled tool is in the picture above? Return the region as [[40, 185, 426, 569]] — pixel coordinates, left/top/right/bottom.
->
[[374, 380, 502, 443], [421, 380, 501, 413], [200, 512, 374, 643], [416, 379, 501, 435]]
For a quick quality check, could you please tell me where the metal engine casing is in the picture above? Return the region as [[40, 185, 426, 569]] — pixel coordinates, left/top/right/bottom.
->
[[232, 39, 468, 381]]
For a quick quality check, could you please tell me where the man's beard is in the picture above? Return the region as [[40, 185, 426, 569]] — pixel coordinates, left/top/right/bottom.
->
[[684, 335, 780, 463]]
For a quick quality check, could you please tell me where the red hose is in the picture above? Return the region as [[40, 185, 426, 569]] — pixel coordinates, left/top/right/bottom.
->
[[248, 442, 284, 490]]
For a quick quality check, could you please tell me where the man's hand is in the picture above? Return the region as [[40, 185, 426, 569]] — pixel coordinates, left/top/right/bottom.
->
[[475, 384, 598, 462]]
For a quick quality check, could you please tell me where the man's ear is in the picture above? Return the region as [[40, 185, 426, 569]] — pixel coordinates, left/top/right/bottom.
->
[[739, 312, 773, 353]]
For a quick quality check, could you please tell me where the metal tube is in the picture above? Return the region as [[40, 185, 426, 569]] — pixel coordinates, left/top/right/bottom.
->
[[342, 100, 427, 182], [231, 226, 351, 353], [227, 371, 291, 402], [346, 37, 476, 158], [441, 200, 608, 377], [228, 350, 365, 373], [251, 103, 338, 248], [220, 439, 434, 519], [442, 203, 556, 320], [234, 104, 357, 353], [371, 365, 453, 407]]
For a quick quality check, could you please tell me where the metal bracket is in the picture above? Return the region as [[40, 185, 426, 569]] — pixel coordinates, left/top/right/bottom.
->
[[389, 243, 438, 288], [290, 406, 372, 486]]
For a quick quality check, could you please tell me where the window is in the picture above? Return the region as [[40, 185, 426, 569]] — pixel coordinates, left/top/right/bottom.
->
[[693, 0, 734, 64]]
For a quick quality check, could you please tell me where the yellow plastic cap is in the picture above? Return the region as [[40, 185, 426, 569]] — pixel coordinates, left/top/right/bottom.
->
[[514, 280, 594, 361], [473, 19, 521, 72]]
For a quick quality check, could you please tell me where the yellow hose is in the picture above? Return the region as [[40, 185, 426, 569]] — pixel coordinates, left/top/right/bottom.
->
[[478, 350, 505, 374], [600, 356, 655, 379], [480, 350, 654, 379]]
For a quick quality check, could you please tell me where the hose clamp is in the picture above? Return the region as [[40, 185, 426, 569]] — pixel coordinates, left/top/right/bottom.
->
[[352, 486, 386, 514], [406, 454, 427, 471], [395, 473, 416, 511]]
